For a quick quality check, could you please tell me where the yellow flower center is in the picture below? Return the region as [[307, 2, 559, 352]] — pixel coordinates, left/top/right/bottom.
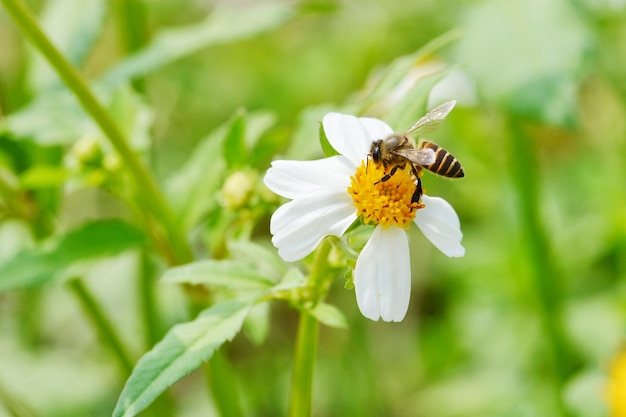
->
[[347, 159, 423, 229], [607, 349, 626, 417]]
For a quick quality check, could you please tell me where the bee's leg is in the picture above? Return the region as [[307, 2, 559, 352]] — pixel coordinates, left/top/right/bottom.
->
[[375, 165, 400, 184], [410, 165, 423, 205], [411, 176, 423, 204]]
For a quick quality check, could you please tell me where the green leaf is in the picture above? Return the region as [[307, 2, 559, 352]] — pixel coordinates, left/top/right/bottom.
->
[[384, 68, 451, 132], [357, 30, 461, 113], [319, 121, 339, 158], [2, 83, 149, 146], [220, 109, 277, 168], [308, 302, 348, 329], [272, 267, 307, 292], [108, 84, 153, 150], [239, 110, 277, 167], [228, 240, 286, 283], [222, 110, 248, 169], [286, 105, 336, 160], [112, 300, 253, 417], [164, 110, 276, 230], [243, 302, 271, 345], [164, 128, 226, 231], [101, 2, 296, 87], [0, 219, 146, 291], [19, 165, 68, 188], [2, 91, 94, 145], [162, 260, 275, 290]]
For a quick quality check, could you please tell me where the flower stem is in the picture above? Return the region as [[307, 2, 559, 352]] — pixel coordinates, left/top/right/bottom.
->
[[69, 279, 134, 375], [139, 251, 160, 348], [205, 350, 245, 417], [288, 239, 332, 417], [0, 0, 192, 266], [112, 0, 148, 93], [113, 0, 148, 55], [70, 277, 177, 417], [288, 312, 320, 417], [507, 119, 575, 416]]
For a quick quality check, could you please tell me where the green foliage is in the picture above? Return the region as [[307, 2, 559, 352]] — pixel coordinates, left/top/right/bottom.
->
[[163, 260, 276, 290], [318, 120, 339, 158], [28, 0, 106, 90], [0, 219, 146, 290], [307, 302, 347, 329], [101, 2, 297, 87], [0, 0, 625, 416], [112, 300, 254, 417]]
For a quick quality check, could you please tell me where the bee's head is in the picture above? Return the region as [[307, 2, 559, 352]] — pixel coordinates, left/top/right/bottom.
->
[[370, 140, 382, 163]]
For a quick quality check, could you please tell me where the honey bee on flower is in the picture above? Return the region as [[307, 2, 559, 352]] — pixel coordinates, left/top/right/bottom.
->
[[264, 103, 464, 322]]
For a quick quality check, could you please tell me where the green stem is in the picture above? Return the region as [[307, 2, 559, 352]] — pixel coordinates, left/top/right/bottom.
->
[[112, 0, 148, 93], [0, 0, 192, 266], [69, 279, 134, 375], [139, 251, 160, 349], [113, 0, 148, 55], [288, 312, 319, 417], [288, 239, 332, 417], [71, 277, 177, 417], [205, 350, 244, 417], [508, 119, 573, 416]]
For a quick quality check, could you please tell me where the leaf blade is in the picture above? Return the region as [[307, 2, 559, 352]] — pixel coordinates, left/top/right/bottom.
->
[[113, 300, 253, 417], [162, 260, 275, 290], [101, 3, 295, 87], [0, 219, 146, 291]]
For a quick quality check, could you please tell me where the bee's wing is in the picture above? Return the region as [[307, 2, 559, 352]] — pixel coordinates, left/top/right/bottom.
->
[[392, 148, 436, 166], [404, 100, 456, 136]]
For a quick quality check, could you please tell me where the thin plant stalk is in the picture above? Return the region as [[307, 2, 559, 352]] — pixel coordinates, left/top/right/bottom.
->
[[288, 239, 332, 417], [113, 0, 148, 55], [288, 312, 320, 417], [508, 119, 573, 416], [112, 0, 147, 93], [69, 279, 134, 375], [71, 276, 177, 417], [139, 251, 160, 349], [0, 0, 192, 266], [205, 350, 245, 417], [2, 2, 248, 417]]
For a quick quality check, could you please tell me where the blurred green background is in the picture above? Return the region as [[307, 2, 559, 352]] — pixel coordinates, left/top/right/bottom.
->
[[1, 0, 626, 416]]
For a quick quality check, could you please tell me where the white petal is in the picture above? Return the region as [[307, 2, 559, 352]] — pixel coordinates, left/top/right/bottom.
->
[[322, 113, 393, 166], [414, 195, 465, 257], [354, 225, 411, 322], [264, 155, 354, 199], [270, 189, 357, 262]]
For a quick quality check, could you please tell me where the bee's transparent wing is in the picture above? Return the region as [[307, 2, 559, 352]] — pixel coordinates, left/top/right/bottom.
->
[[404, 100, 456, 136], [392, 148, 436, 166]]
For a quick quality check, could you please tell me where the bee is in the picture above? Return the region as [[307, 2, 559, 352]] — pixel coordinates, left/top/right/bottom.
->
[[369, 100, 464, 204]]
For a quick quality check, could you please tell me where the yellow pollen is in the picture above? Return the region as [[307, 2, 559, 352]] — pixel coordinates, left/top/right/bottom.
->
[[347, 159, 423, 229]]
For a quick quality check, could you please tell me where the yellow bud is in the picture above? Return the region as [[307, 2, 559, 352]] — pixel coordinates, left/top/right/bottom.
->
[[72, 136, 102, 165], [103, 153, 122, 172], [221, 171, 257, 210]]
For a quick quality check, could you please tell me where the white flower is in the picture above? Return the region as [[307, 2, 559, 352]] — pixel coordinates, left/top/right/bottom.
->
[[264, 112, 464, 322]]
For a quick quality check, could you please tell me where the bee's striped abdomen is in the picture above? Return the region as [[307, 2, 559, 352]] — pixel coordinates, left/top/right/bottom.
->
[[418, 141, 464, 178]]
